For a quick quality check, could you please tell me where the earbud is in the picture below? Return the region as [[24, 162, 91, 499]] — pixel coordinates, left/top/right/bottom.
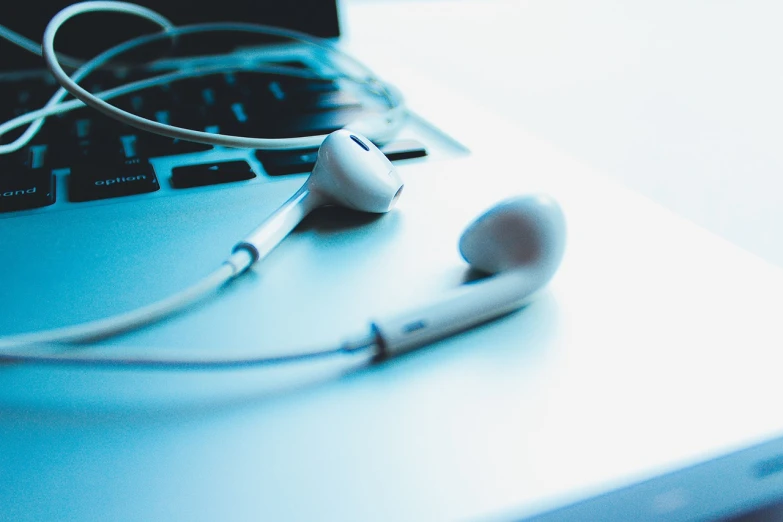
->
[[235, 132, 565, 358], [458, 195, 566, 280], [235, 129, 404, 262], [370, 195, 566, 358], [308, 130, 404, 213]]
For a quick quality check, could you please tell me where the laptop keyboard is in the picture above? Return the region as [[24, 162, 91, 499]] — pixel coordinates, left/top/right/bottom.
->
[[0, 62, 427, 215]]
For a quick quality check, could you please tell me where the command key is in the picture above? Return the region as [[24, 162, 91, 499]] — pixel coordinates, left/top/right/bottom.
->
[[0, 170, 56, 214]]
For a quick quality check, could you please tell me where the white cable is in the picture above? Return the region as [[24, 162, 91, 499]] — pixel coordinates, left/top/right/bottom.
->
[[0, 65, 228, 154], [0, 250, 252, 352], [0, 20, 404, 153], [38, 2, 405, 151], [0, 7, 174, 155], [0, 22, 84, 69], [0, 342, 374, 369]]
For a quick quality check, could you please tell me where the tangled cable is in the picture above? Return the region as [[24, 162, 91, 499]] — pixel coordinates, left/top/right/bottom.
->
[[0, 1, 406, 156]]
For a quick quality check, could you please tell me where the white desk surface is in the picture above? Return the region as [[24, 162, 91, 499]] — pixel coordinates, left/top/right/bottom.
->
[[343, 0, 783, 268]]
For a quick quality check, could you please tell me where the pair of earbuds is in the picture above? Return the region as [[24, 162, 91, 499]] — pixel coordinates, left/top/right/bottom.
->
[[0, 129, 566, 368], [0, 0, 567, 368], [233, 130, 567, 360]]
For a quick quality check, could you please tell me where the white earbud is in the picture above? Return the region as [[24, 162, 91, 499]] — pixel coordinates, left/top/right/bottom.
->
[[309, 130, 404, 213], [235, 129, 404, 262], [370, 195, 566, 358], [458, 195, 566, 280]]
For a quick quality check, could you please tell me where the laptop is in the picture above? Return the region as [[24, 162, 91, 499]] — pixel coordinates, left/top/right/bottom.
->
[[0, 0, 468, 356], [4, 1, 783, 521]]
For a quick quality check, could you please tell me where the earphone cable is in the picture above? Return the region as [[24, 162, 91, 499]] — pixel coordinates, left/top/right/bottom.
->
[[0, 337, 377, 370], [31, 1, 405, 151], [0, 15, 405, 153], [0, 5, 175, 155], [0, 22, 90, 69], [0, 62, 375, 154], [0, 250, 253, 351], [0, 244, 381, 368]]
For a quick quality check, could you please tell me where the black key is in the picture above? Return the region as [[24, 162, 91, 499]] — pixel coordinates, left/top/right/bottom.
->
[[244, 90, 361, 121], [166, 104, 213, 131], [73, 114, 133, 141], [170, 78, 217, 109], [68, 159, 159, 202], [113, 86, 174, 119], [134, 134, 212, 158], [211, 101, 264, 137], [40, 113, 79, 143], [114, 67, 162, 85], [278, 108, 363, 138], [0, 145, 48, 171], [0, 105, 42, 145], [48, 137, 126, 168], [171, 160, 256, 189], [127, 110, 213, 157], [277, 76, 340, 94], [379, 139, 428, 161], [255, 149, 319, 176], [255, 139, 429, 176], [76, 136, 127, 163], [11, 76, 56, 108], [229, 72, 339, 106], [78, 69, 122, 93], [271, 60, 308, 69], [0, 77, 45, 100], [302, 91, 362, 112], [0, 151, 27, 172], [118, 135, 140, 159], [46, 114, 129, 167], [0, 170, 56, 213]]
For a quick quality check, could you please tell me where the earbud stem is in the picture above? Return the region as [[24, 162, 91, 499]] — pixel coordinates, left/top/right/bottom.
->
[[370, 270, 542, 359], [233, 184, 323, 264]]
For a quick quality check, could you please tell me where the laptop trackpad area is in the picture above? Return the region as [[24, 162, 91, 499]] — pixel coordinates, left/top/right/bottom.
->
[[2, 178, 371, 349]]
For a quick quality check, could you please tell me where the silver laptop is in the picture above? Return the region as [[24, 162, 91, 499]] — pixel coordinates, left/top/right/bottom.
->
[[0, 0, 467, 358], [5, 2, 783, 522]]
